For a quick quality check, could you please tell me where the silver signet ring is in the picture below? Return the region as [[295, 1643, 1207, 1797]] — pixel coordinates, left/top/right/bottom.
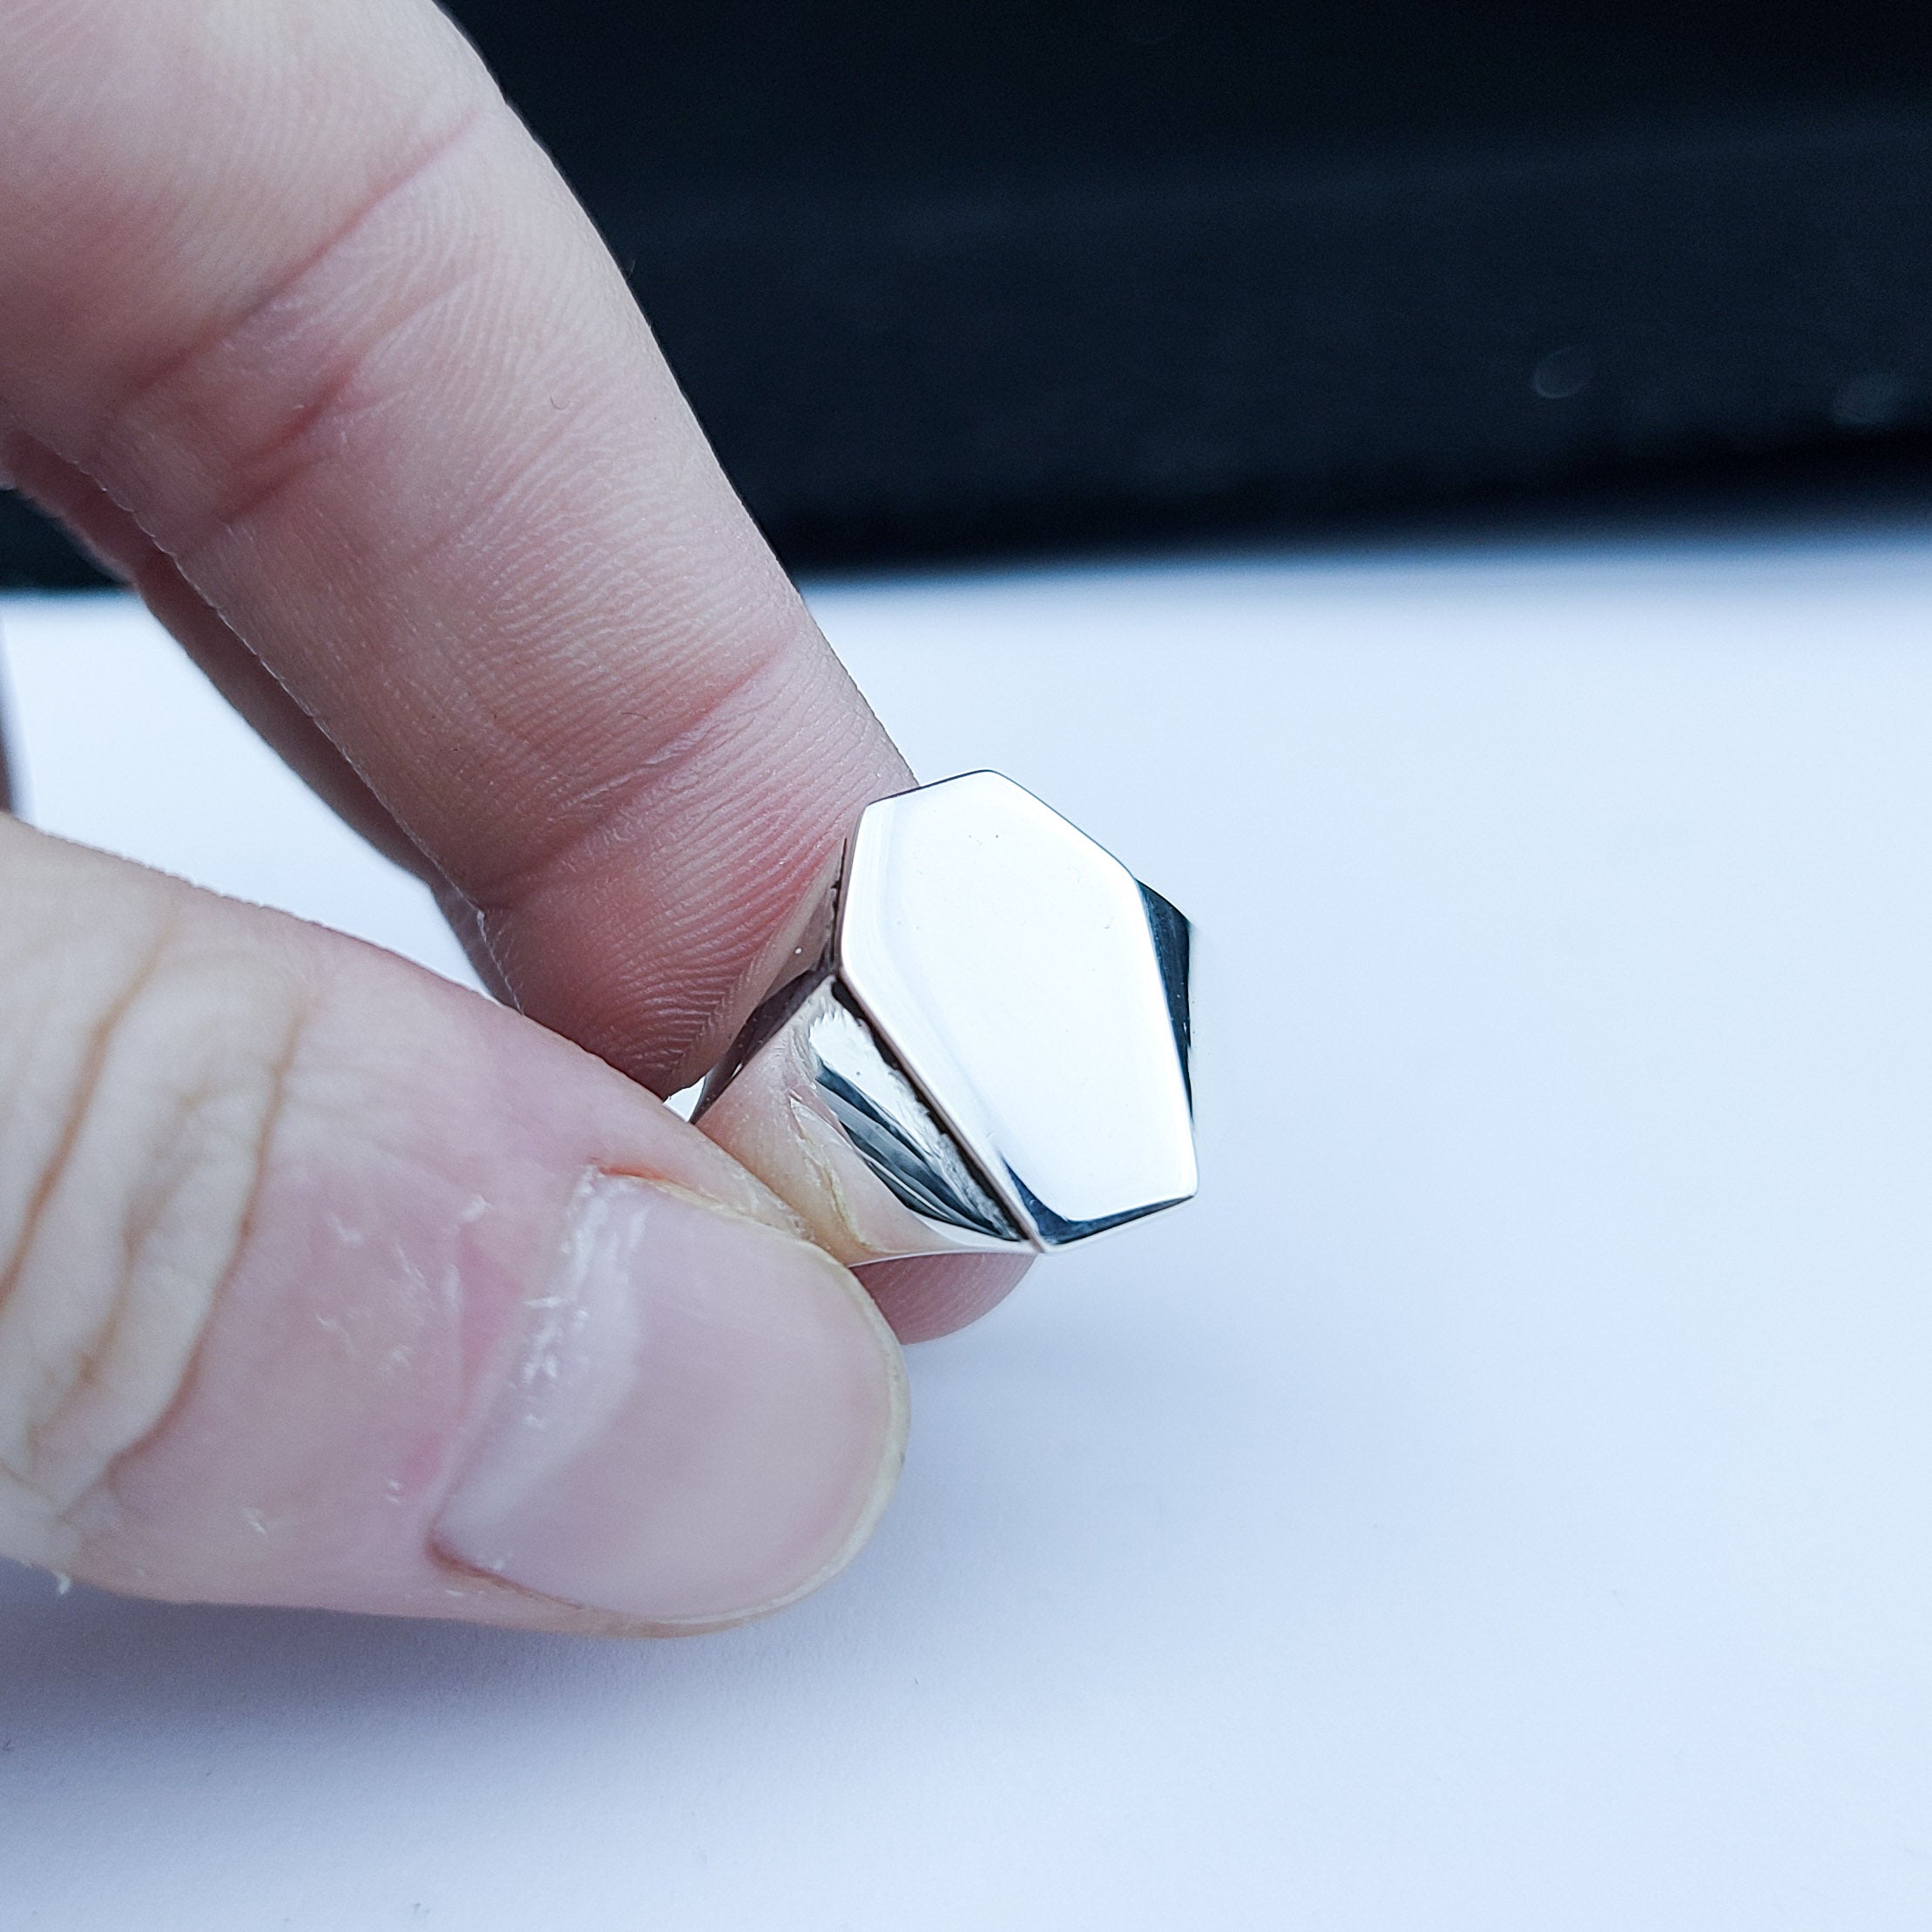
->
[[694, 772, 1195, 1264]]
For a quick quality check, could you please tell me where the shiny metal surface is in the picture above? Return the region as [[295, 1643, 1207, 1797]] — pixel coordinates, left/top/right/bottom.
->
[[699, 772, 1196, 1258], [803, 983, 1024, 1247]]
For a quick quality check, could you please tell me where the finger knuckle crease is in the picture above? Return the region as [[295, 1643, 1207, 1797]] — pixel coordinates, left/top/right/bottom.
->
[[0, 928, 306, 1562], [462, 634, 804, 915], [88, 98, 496, 559]]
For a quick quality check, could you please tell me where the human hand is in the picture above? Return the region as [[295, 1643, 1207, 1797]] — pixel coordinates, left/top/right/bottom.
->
[[0, 0, 1024, 1633]]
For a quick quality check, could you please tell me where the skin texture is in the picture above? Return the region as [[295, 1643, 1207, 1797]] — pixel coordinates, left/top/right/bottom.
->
[[0, 0, 1019, 1631]]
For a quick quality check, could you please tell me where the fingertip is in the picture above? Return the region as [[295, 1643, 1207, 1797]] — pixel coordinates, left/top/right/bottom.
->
[[432, 1176, 908, 1631], [855, 1253, 1036, 1344]]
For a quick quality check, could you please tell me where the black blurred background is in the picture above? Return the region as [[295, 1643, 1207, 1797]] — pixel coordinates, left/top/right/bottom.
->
[[8, 0, 1932, 585]]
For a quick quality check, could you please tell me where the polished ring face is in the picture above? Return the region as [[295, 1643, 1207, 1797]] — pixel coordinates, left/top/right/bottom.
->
[[698, 773, 1196, 1256]]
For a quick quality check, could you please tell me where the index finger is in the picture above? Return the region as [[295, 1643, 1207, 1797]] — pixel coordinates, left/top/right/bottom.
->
[[0, 0, 908, 1093]]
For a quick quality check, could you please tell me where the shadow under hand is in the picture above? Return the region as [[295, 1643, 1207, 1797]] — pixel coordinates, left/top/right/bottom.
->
[[0, 1558, 608, 1743]]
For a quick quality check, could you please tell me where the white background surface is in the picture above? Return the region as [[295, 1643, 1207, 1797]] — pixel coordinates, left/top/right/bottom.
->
[[3, 523, 1931, 1929]]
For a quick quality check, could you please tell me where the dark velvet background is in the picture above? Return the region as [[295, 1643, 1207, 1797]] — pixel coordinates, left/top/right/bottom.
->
[[7, 1, 1932, 584]]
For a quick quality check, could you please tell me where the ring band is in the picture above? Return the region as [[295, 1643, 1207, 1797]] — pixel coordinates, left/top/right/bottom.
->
[[695, 772, 1195, 1262]]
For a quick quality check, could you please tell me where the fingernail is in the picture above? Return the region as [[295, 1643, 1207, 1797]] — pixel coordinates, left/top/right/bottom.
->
[[433, 1175, 906, 1628]]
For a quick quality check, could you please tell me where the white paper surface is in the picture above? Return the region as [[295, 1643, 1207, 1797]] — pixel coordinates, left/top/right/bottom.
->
[[3, 527, 1931, 1929]]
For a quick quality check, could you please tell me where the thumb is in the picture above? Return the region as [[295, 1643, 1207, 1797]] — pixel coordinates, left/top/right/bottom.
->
[[0, 814, 906, 1632]]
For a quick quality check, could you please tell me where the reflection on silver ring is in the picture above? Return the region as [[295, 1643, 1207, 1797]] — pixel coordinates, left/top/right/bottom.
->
[[696, 772, 1196, 1258]]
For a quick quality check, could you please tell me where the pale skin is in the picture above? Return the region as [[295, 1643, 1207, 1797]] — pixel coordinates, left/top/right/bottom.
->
[[0, 0, 1030, 1634]]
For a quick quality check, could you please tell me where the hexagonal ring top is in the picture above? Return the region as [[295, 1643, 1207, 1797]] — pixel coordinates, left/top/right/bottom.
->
[[700, 772, 1196, 1256]]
